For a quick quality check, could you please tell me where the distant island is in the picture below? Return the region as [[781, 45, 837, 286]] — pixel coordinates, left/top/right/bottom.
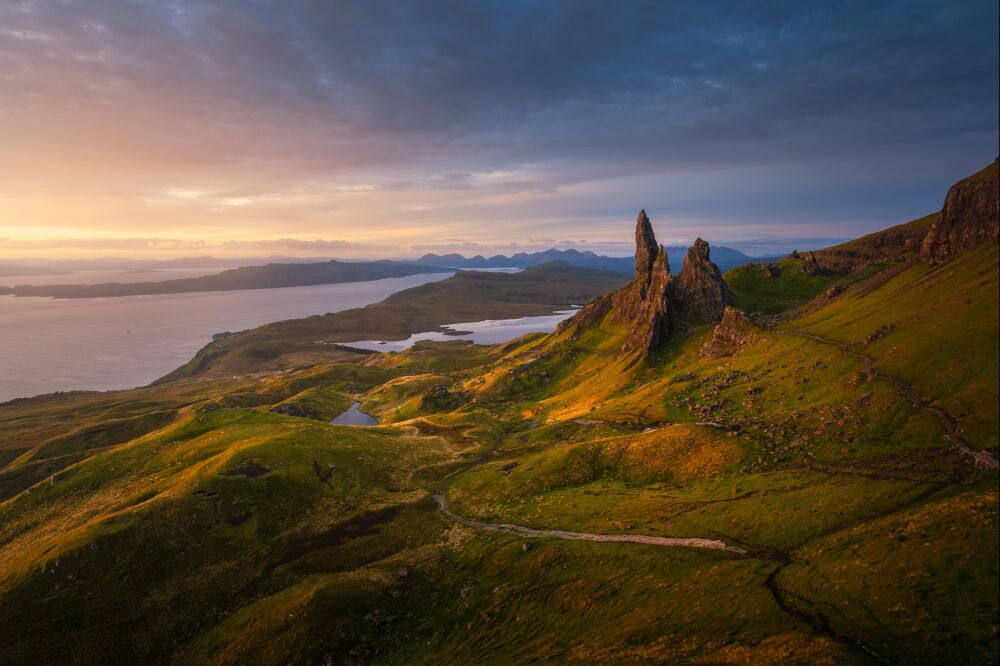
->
[[0, 247, 770, 299], [0, 260, 451, 299]]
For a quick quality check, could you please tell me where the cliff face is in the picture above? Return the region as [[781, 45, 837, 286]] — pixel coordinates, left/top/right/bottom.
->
[[674, 239, 734, 324], [920, 161, 1000, 263], [796, 218, 932, 274], [558, 211, 729, 356], [789, 161, 999, 274]]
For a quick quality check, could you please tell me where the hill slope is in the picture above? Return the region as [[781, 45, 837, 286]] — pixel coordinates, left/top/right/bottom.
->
[[0, 163, 996, 665]]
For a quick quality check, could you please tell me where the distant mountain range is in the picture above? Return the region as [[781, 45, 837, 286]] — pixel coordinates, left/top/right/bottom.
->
[[412, 246, 771, 274]]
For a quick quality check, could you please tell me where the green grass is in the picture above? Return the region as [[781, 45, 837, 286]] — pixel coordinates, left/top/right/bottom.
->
[[0, 221, 996, 663], [725, 258, 839, 314], [793, 241, 1000, 449]]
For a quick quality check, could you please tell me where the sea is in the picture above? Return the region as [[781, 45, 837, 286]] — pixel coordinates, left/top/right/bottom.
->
[[0, 268, 574, 402]]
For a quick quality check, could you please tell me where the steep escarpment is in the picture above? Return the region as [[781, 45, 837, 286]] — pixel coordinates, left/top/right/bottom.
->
[[791, 214, 935, 274], [920, 160, 999, 263], [558, 210, 729, 355], [784, 160, 999, 275]]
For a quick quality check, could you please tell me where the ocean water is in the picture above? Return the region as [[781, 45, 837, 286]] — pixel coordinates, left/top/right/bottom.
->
[[0, 273, 454, 402]]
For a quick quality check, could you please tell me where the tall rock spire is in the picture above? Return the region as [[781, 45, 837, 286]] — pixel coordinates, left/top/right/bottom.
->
[[674, 238, 733, 324], [634, 209, 659, 278], [559, 212, 732, 358]]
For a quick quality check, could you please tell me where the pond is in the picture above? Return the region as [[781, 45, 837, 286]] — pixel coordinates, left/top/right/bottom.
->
[[330, 402, 379, 426]]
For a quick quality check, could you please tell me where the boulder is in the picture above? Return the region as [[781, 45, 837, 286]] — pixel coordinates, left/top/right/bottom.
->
[[700, 307, 761, 359]]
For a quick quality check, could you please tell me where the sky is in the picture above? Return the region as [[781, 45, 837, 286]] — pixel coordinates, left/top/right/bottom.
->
[[0, 0, 997, 260]]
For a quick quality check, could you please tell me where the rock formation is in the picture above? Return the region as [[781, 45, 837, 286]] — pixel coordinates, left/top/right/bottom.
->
[[674, 239, 734, 324], [634, 209, 659, 277], [558, 211, 730, 356], [619, 244, 672, 352], [700, 307, 761, 359], [785, 161, 999, 273], [920, 160, 999, 263]]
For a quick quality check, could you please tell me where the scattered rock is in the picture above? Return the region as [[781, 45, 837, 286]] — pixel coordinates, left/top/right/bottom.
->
[[864, 324, 895, 346], [822, 285, 844, 300], [269, 402, 323, 420], [700, 307, 762, 358]]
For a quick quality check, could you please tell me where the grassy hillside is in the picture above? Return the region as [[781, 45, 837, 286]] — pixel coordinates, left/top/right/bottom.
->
[[725, 258, 839, 314], [0, 240, 996, 660]]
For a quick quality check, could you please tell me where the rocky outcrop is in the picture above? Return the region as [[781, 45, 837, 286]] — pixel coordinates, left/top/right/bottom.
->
[[700, 307, 761, 359], [785, 161, 999, 273], [674, 239, 733, 324], [558, 211, 729, 356], [619, 246, 673, 352], [606, 211, 674, 353], [634, 209, 659, 277], [792, 221, 929, 274], [269, 402, 323, 420], [797, 251, 820, 275], [920, 161, 999, 263]]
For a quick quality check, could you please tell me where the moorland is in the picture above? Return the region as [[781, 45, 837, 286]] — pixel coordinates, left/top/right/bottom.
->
[[0, 161, 997, 665]]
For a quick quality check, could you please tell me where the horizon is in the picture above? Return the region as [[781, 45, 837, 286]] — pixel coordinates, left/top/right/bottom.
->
[[0, 233, 849, 265], [1, 1, 997, 260]]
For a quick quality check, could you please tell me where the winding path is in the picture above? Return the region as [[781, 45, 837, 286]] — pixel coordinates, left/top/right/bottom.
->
[[433, 493, 747, 554], [784, 330, 999, 470]]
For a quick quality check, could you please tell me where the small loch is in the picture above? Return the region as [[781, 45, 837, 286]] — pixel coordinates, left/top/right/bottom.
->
[[330, 402, 378, 426]]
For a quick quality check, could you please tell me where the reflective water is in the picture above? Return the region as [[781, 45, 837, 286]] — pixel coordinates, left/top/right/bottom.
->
[[0, 273, 453, 402], [2, 268, 223, 286], [329, 402, 379, 426], [341, 309, 579, 351]]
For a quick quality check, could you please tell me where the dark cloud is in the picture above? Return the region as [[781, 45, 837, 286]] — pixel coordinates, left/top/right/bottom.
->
[[0, 0, 996, 252]]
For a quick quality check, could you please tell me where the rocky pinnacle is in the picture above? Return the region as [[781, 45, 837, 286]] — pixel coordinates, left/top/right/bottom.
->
[[675, 238, 733, 324], [634, 209, 659, 278]]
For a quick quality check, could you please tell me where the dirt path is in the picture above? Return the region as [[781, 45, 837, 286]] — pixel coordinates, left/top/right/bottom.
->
[[785, 330, 999, 470], [433, 493, 747, 554]]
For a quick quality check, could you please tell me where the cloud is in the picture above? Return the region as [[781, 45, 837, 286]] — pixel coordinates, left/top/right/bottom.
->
[[0, 0, 996, 256]]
